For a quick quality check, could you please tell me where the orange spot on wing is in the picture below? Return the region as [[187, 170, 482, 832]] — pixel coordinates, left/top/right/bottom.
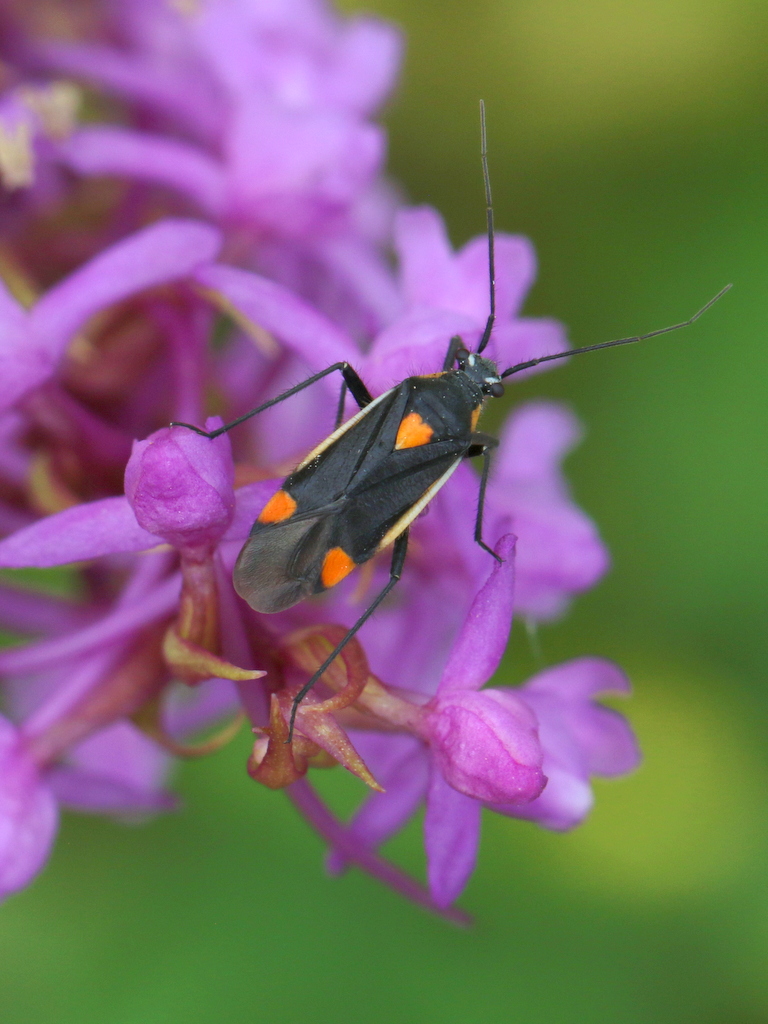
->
[[395, 412, 433, 450], [321, 547, 356, 588], [258, 489, 297, 524], [470, 405, 482, 431]]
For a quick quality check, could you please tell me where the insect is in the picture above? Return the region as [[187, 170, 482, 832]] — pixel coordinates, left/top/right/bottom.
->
[[173, 102, 730, 737]]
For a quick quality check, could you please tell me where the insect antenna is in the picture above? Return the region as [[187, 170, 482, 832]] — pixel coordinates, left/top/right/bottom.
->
[[499, 284, 732, 379], [476, 99, 496, 355]]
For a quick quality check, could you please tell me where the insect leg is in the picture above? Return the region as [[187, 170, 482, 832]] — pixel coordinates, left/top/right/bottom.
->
[[334, 382, 348, 429], [442, 335, 465, 371], [170, 363, 374, 439], [287, 529, 410, 740], [466, 432, 501, 562]]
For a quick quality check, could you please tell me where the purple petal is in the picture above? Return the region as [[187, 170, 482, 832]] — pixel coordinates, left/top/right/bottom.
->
[[395, 206, 536, 323], [195, 264, 359, 371], [395, 207, 455, 309], [0, 410, 29, 486], [494, 659, 640, 831], [365, 309, 475, 392], [5, 663, 92, 726], [311, 234, 402, 330], [428, 461, 492, 583], [59, 127, 227, 216], [224, 100, 383, 234], [0, 221, 221, 413], [0, 497, 158, 568], [577, 704, 641, 777], [48, 765, 174, 814], [0, 585, 90, 635], [0, 341, 52, 419], [438, 534, 516, 694], [0, 717, 58, 901], [48, 721, 173, 815], [522, 658, 639, 778], [7, 556, 170, 728], [424, 767, 481, 908], [525, 657, 631, 702], [30, 219, 222, 365], [493, 400, 581, 482], [188, 0, 327, 99], [453, 233, 536, 322], [508, 503, 609, 620], [353, 582, 466, 695], [325, 18, 403, 114], [163, 676, 240, 740]]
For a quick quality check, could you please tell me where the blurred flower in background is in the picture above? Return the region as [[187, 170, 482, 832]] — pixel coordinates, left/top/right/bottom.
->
[[0, 0, 640, 917]]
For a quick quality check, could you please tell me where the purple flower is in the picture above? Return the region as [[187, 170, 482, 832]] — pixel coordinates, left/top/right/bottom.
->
[[0, 0, 640, 918], [0, 195, 625, 916], [0, 460, 271, 572], [318, 533, 637, 908], [0, 426, 270, 685]]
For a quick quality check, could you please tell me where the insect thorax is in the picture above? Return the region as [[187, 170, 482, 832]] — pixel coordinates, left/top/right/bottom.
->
[[457, 353, 502, 394]]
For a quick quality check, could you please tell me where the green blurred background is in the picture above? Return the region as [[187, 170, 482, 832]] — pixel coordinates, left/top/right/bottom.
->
[[3, 1, 768, 1020]]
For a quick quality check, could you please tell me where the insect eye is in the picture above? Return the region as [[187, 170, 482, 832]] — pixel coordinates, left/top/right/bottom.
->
[[456, 347, 470, 363], [489, 382, 505, 398]]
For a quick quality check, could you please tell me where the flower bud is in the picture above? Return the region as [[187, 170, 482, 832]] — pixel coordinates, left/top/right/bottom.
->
[[124, 418, 234, 549], [425, 689, 545, 805]]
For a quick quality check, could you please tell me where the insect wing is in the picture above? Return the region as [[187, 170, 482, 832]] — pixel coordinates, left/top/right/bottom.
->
[[233, 507, 338, 613], [329, 441, 467, 561], [288, 386, 406, 508]]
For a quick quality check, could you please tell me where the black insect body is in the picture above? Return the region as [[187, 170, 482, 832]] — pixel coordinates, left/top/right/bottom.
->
[[233, 350, 503, 618], [172, 103, 729, 735]]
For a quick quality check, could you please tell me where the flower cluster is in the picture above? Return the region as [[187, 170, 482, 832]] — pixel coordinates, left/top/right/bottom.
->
[[0, 0, 638, 918]]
